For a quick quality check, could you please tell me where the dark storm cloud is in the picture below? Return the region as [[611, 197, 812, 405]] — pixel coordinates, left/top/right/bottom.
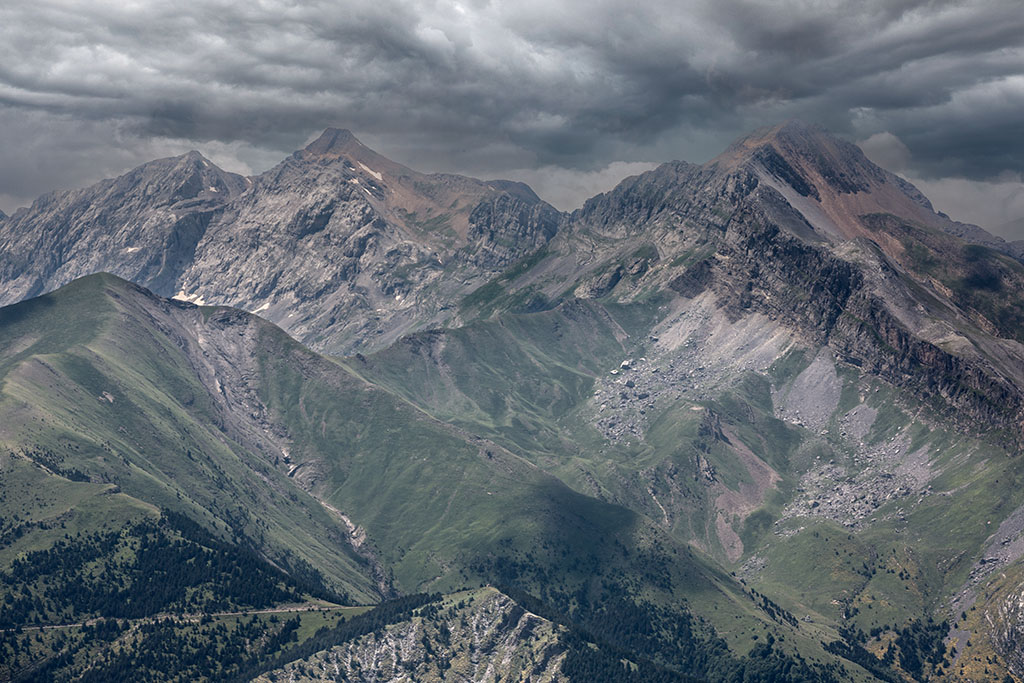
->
[[0, 0, 1022, 231]]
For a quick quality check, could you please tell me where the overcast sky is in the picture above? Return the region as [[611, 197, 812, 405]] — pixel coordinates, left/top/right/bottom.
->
[[1, 0, 1022, 237]]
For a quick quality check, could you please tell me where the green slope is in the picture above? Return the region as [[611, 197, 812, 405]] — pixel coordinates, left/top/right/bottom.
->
[[7, 271, 1013, 680], [0, 274, 376, 604], [1, 274, 858, 681], [348, 283, 1024, 681]]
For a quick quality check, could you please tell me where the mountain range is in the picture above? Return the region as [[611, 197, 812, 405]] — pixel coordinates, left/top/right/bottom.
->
[[0, 127, 559, 355], [1, 121, 1023, 682]]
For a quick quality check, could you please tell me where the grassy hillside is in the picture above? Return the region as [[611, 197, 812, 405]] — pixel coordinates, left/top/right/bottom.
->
[[0, 275, 866, 681], [0, 274, 376, 603], [350, 285, 1024, 681]]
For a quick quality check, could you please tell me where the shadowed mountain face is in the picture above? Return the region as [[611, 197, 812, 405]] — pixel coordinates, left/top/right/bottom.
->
[[3, 121, 1024, 680]]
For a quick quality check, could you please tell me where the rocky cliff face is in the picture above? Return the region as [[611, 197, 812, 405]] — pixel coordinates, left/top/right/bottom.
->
[[0, 129, 559, 354], [177, 128, 559, 354], [992, 582, 1024, 677], [0, 151, 246, 304], [523, 121, 1024, 443], [254, 589, 568, 683]]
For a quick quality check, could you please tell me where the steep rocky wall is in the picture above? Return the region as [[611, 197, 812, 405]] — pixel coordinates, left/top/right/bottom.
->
[[627, 169, 1024, 445], [254, 590, 567, 683], [706, 198, 1024, 444]]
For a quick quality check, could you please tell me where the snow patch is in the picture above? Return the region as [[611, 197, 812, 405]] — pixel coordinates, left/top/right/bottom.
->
[[358, 162, 383, 181], [124, 246, 140, 253], [253, 302, 270, 313], [208, 186, 219, 192], [173, 290, 208, 306]]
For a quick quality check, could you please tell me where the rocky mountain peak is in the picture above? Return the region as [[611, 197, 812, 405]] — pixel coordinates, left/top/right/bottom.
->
[[98, 149, 249, 207], [297, 127, 413, 183], [303, 127, 360, 156], [751, 118, 831, 147], [146, 148, 214, 175], [714, 119, 883, 197], [698, 120, 1021, 258]]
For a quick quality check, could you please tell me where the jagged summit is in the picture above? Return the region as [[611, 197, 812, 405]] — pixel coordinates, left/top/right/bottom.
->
[[297, 128, 551, 207], [303, 127, 360, 156], [724, 119, 824, 151], [693, 119, 1024, 254], [573, 119, 889, 234], [297, 126, 417, 183], [482, 178, 544, 203], [110, 149, 248, 201], [128, 148, 223, 176], [713, 119, 882, 192], [743, 118, 828, 143]]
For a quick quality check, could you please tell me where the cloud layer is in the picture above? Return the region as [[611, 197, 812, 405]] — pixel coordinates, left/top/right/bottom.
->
[[1, 0, 1022, 233]]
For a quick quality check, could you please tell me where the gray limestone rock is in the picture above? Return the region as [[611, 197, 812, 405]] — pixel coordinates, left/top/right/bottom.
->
[[0, 129, 560, 355]]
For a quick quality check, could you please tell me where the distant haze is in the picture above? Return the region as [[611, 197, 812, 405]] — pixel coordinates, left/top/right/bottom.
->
[[0, 0, 1021, 236]]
